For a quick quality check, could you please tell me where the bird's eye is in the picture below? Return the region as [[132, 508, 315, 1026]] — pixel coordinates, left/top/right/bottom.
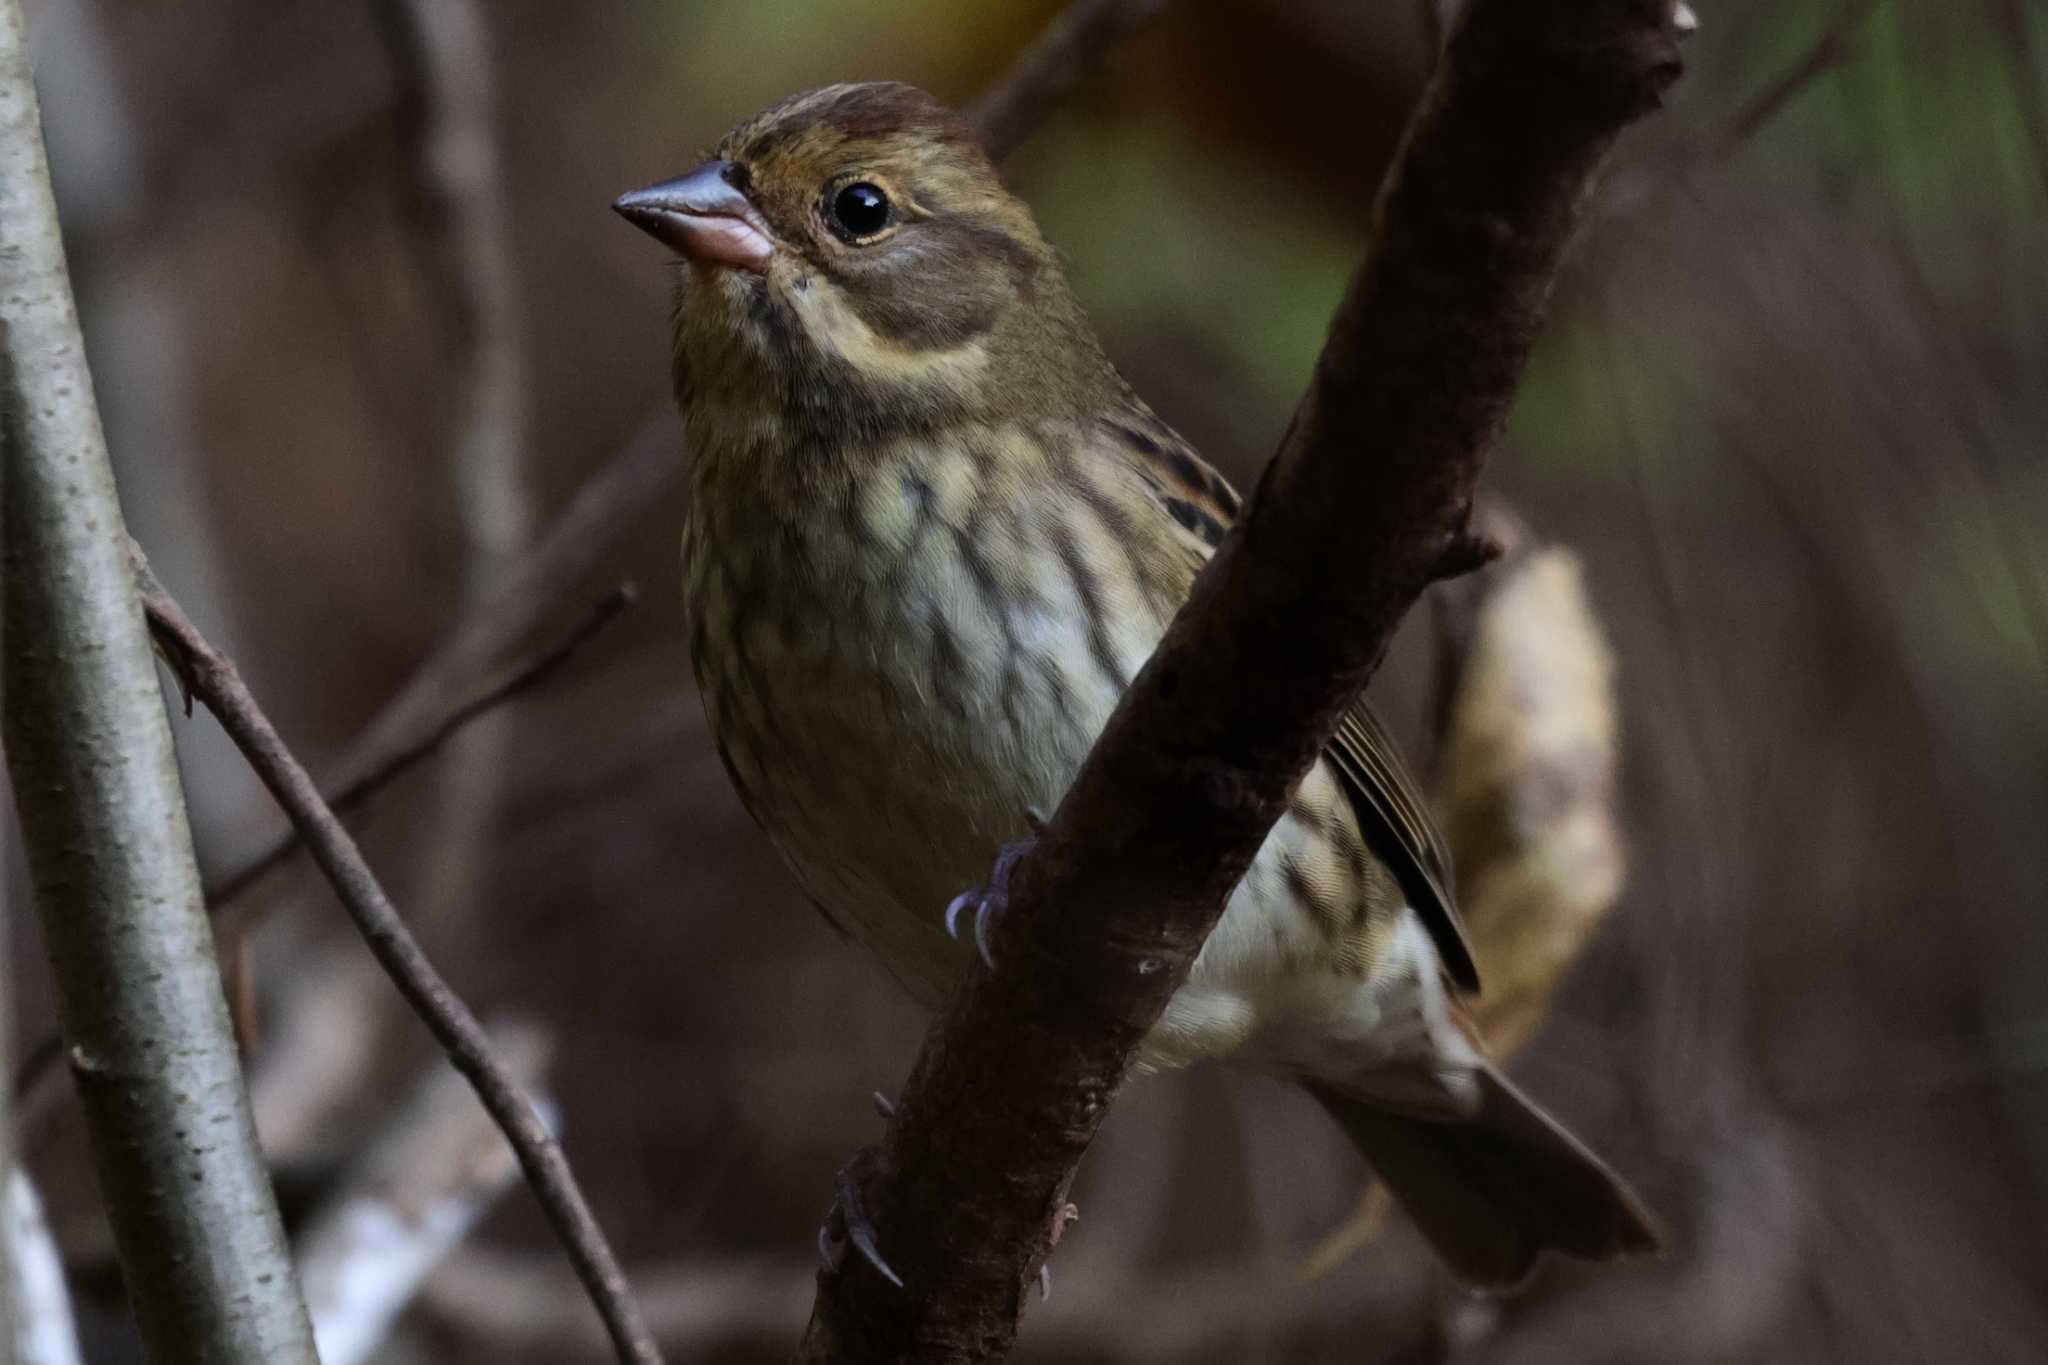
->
[[827, 182, 892, 241]]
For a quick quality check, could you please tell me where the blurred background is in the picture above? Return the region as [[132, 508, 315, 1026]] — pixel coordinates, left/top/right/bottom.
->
[[5, 0, 2046, 1360]]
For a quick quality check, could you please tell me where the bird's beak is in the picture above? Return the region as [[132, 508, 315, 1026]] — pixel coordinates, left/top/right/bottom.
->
[[613, 160, 775, 274]]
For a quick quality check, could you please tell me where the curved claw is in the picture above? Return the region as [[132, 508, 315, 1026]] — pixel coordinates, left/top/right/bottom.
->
[[838, 1170, 903, 1289], [944, 832, 1040, 970], [818, 1223, 841, 1273], [944, 888, 977, 942], [973, 898, 997, 970]]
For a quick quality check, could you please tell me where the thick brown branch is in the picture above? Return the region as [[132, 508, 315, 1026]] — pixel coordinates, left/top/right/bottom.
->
[[796, 2, 1686, 1360], [131, 548, 663, 1365], [964, 0, 1171, 161]]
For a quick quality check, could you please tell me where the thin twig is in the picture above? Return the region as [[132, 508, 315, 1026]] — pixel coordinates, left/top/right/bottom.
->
[[964, 0, 1171, 161], [795, 1, 1687, 1359], [229, 412, 677, 916], [1719, 0, 1877, 150], [1597, 0, 1872, 228], [300, 1021, 554, 1365], [131, 545, 663, 1365], [208, 583, 636, 923], [9, 582, 634, 1115]]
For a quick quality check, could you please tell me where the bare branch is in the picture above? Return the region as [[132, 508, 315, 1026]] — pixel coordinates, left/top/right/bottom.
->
[[207, 583, 634, 923], [8, 582, 632, 1115], [965, 0, 1171, 161], [300, 1021, 553, 1365], [1720, 0, 1877, 149], [795, 2, 1687, 1359], [7, 1175, 83, 1365], [1597, 0, 1871, 226], [0, 3, 319, 1356], [374, 0, 534, 568], [130, 548, 663, 1365]]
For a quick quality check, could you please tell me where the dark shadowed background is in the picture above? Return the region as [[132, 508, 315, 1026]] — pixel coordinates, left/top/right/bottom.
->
[[5, 0, 2046, 1360]]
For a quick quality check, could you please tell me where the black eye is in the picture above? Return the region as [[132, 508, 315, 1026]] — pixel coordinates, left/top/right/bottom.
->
[[828, 182, 892, 241]]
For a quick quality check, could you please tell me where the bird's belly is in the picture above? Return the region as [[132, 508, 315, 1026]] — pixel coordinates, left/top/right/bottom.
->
[[683, 490, 1422, 1081], [684, 501, 1136, 1005]]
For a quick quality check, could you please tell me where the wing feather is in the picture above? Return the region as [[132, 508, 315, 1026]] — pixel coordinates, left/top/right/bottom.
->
[[1098, 405, 1480, 992]]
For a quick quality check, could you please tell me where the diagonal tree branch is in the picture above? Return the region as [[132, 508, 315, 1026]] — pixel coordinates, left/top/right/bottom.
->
[[131, 547, 663, 1365], [0, 2, 318, 1356], [207, 582, 634, 926], [794, 1, 1688, 1360], [965, 0, 1171, 161], [9, 581, 634, 1117]]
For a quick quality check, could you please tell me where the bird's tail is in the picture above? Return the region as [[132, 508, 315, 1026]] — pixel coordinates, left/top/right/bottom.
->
[[1307, 1064, 1660, 1288]]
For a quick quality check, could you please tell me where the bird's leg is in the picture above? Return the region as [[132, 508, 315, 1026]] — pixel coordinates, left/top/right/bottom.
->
[[943, 807, 1049, 968], [817, 1152, 903, 1289]]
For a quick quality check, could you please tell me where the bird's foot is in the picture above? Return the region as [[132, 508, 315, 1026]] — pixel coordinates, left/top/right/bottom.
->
[[943, 807, 1049, 968], [944, 810, 1047, 969], [817, 1154, 902, 1289]]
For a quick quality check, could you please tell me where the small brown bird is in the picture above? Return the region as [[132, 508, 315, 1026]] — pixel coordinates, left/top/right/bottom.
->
[[617, 81, 1657, 1287]]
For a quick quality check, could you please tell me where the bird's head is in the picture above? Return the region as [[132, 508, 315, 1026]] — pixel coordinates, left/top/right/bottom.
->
[[616, 82, 1119, 443]]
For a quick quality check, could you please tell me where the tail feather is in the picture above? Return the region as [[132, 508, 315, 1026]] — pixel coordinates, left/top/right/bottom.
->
[[1309, 1065, 1660, 1288]]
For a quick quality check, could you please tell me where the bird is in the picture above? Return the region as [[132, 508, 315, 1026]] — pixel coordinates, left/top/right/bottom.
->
[[614, 80, 1658, 1288]]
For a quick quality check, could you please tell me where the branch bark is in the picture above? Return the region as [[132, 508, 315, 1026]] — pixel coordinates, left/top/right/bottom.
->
[[0, 2, 319, 1357], [130, 550, 663, 1365], [795, 2, 1687, 1360]]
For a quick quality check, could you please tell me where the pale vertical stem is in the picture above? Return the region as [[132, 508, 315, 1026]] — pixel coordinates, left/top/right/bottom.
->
[[0, 2, 318, 1359], [0, 623, 18, 1365], [7, 1175, 83, 1365], [375, 0, 532, 946]]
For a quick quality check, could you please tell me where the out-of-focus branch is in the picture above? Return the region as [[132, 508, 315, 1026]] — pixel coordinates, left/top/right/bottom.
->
[[130, 549, 662, 1365], [965, 0, 1171, 161], [373, 0, 532, 1066], [8, 582, 633, 1117], [300, 1021, 554, 1365], [0, 4, 319, 1356], [375, 0, 532, 570], [1, 413, 17, 1365], [1719, 0, 1876, 149], [1599, 0, 1867, 225], [794, 4, 1687, 1361], [7, 1175, 82, 1365], [207, 583, 634, 926]]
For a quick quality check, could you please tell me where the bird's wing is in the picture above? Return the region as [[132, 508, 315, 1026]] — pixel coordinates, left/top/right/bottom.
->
[[1101, 404, 1480, 993], [1325, 702, 1477, 991]]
